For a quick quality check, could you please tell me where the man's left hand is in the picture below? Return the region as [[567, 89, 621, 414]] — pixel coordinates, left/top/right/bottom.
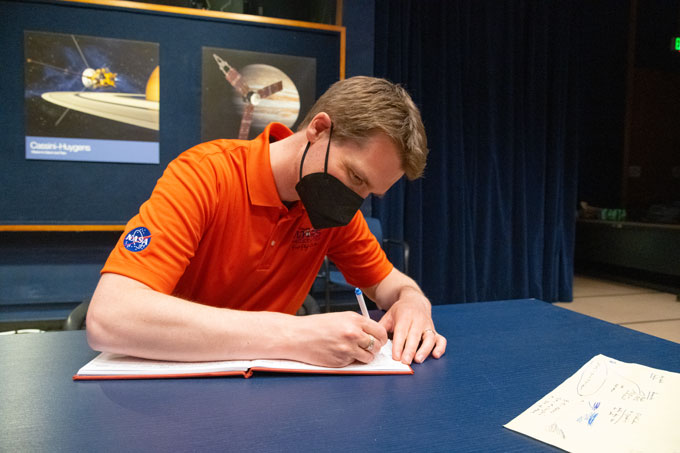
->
[[378, 288, 447, 364]]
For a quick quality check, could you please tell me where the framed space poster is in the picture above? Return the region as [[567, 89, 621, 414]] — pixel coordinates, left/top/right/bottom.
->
[[201, 47, 316, 142], [24, 31, 160, 164], [2, 0, 342, 225]]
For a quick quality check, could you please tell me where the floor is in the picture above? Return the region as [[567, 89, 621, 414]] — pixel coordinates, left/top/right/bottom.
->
[[554, 275, 680, 344]]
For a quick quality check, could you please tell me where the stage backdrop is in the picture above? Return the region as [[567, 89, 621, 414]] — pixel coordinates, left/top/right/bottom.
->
[[373, 0, 580, 303]]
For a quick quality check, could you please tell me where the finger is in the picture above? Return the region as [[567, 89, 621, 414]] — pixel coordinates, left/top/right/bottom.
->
[[360, 334, 376, 352], [414, 330, 438, 363], [354, 347, 376, 364], [378, 311, 394, 333], [354, 335, 378, 364], [362, 319, 388, 348], [400, 326, 423, 365], [432, 334, 447, 359], [390, 318, 412, 361]]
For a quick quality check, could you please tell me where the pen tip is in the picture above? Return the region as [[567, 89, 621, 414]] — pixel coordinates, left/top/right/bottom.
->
[[355, 288, 362, 295]]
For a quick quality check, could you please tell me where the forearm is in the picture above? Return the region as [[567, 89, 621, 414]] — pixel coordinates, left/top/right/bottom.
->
[[365, 268, 430, 312], [87, 273, 304, 362]]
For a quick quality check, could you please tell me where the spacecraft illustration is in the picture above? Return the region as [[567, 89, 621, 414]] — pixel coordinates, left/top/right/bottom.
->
[[201, 47, 314, 143], [81, 67, 118, 89], [213, 53, 290, 139], [26, 33, 159, 131]]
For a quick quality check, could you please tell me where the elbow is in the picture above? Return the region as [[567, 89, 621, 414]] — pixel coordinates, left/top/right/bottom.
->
[[85, 298, 110, 352], [86, 273, 148, 354], [85, 289, 124, 353]]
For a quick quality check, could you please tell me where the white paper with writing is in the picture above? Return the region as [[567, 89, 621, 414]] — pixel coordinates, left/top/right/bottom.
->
[[504, 354, 680, 453]]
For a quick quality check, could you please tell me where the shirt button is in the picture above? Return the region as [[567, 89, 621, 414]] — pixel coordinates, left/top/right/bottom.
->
[[270, 240, 276, 246]]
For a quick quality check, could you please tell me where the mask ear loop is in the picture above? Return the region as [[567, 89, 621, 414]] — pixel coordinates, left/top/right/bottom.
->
[[323, 122, 334, 174], [299, 122, 334, 179], [299, 141, 311, 180]]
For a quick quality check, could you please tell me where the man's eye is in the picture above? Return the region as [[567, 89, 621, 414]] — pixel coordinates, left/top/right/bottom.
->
[[350, 171, 363, 184]]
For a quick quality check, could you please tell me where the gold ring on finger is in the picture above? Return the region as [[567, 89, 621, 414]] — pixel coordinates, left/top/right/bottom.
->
[[363, 334, 375, 352]]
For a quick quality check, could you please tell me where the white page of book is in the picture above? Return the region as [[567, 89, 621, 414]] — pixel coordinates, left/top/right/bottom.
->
[[77, 340, 411, 376], [250, 340, 411, 372], [78, 353, 254, 375]]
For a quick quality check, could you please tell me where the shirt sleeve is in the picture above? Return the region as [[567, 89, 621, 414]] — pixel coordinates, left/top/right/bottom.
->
[[326, 211, 394, 289], [101, 145, 221, 293]]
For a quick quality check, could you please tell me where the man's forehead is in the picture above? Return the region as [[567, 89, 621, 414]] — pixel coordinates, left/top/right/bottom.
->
[[343, 139, 403, 192]]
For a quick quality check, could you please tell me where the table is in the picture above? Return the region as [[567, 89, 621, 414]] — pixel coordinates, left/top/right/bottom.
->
[[2, 299, 679, 452]]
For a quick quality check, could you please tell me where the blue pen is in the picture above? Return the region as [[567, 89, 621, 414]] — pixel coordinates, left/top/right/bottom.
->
[[355, 288, 369, 318]]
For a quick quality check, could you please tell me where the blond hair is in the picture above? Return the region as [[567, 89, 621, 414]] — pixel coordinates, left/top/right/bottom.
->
[[298, 76, 428, 180]]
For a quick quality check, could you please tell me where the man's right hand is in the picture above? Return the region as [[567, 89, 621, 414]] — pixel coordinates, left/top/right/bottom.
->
[[290, 312, 388, 367]]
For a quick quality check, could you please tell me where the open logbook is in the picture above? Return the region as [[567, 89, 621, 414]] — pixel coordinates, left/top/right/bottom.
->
[[73, 340, 413, 380]]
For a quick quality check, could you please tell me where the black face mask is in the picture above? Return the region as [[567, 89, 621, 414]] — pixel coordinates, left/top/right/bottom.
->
[[295, 124, 364, 229]]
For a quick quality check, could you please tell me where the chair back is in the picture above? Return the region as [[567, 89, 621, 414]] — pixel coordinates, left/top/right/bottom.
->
[[62, 299, 90, 330]]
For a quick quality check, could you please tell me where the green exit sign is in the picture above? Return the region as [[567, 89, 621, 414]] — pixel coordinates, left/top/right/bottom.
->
[[672, 37, 680, 51]]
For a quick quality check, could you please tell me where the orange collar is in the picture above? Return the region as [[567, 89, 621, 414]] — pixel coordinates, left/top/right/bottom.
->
[[245, 123, 294, 208]]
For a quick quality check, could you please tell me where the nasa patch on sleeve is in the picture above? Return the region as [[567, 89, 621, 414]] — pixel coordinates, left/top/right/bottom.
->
[[123, 227, 152, 252]]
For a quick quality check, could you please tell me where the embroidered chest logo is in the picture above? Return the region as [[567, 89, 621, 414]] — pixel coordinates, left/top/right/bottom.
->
[[291, 227, 322, 251], [123, 227, 152, 252]]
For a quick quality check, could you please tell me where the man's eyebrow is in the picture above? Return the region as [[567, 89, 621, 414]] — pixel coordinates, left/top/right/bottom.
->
[[348, 165, 372, 189]]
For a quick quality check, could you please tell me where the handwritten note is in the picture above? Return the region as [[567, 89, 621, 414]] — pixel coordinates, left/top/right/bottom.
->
[[504, 354, 680, 453]]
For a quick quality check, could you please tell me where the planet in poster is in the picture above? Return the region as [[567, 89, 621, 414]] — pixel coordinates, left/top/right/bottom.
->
[[228, 63, 300, 130]]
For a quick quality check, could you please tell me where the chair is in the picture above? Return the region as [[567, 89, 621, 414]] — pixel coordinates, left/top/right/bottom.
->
[[296, 293, 321, 316], [322, 217, 409, 312], [62, 298, 90, 330]]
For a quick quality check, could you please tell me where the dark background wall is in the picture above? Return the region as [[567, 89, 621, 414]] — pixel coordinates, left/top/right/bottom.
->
[[577, 1, 630, 208], [574, 0, 680, 292], [578, 0, 680, 215], [626, 0, 680, 216]]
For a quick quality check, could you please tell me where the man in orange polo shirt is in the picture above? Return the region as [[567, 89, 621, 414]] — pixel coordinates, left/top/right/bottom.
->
[[87, 77, 447, 367]]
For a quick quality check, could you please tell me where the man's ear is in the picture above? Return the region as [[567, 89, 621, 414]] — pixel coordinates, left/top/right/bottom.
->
[[305, 112, 332, 143]]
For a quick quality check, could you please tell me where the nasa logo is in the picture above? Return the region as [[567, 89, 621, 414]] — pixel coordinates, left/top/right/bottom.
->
[[123, 227, 152, 252]]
